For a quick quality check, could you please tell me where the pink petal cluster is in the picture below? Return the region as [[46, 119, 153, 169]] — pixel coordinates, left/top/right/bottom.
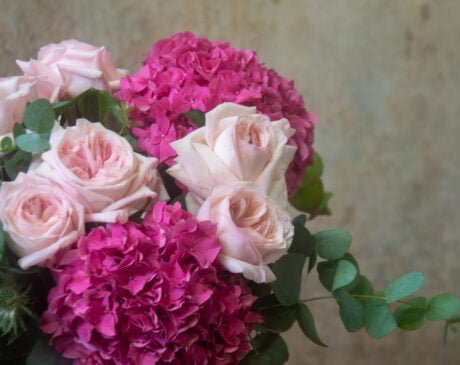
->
[[117, 31, 317, 196], [41, 202, 260, 365]]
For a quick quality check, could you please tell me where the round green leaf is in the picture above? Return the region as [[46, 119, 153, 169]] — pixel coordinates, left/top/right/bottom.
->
[[296, 303, 327, 347], [289, 216, 315, 257], [383, 272, 425, 303], [251, 333, 289, 365], [332, 260, 357, 291], [271, 253, 306, 307], [15, 133, 50, 153], [364, 297, 396, 339], [315, 229, 352, 260], [339, 295, 364, 332], [426, 294, 460, 321], [394, 297, 427, 330], [23, 99, 55, 133], [350, 275, 374, 297]]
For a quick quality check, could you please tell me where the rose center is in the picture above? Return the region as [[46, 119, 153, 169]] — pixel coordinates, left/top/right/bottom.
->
[[59, 133, 125, 181], [230, 197, 276, 241], [22, 196, 57, 224], [236, 121, 266, 147]]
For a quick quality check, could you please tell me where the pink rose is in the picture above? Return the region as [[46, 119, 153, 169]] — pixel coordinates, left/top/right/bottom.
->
[[17, 39, 127, 99], [0, 76, 38, 135], [168, 103, 297, 205], [36, 119, 166, 223], [197, 182, 294, 283], [0, 173, 85, 269]]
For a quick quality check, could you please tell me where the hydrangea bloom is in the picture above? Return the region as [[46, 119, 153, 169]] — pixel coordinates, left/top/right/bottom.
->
[[41, 202, 260, 365], [117, 32, 317, 196]]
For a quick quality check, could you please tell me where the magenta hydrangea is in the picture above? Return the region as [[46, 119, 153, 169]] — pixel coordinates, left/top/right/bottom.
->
[[116, 31, 317, 196], [41, 202, 261, 365]]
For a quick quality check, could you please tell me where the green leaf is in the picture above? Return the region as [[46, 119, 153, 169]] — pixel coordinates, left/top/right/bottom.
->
[[3, 150, 32, 180], [250, 333, 289, 365], [393, 297, 426, 330], [23, 99, 55, 133], [15, 133, 50, 153], [364, 295, 397, 338], [350, 275, 374, 297], [12, 123, 26, 138], [255, 295, 297, 333], [315, 229, 352, 260], [332, 259, 358, 291], [0, 137, 16, 154], [289, 215, 316, 257], [289, 154, 332, 219], [426, 294, 460, 321], [271, 253, 306, 307], [383, 272, 425, 303], [240, 351, 271, 365], [446, 315, 460, 325], [52, 101, 72, 116], [182, 109, 205, 128], [339, 295, 364, 332], [317, 254, 359, 292], [296, 303, 327, 347]]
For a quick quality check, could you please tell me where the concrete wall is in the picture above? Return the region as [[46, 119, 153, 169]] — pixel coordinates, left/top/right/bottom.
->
[[1, 1, 459, 363]]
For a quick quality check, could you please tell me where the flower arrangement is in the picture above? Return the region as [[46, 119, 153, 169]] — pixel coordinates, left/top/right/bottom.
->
[[0, 33, 458, 364]]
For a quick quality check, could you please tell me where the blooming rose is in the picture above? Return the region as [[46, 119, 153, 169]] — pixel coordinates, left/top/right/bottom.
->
[[36, 119, 166, 223], [0, 76, 36, 136], [168, 103, 297, 205], [17, 39, 127, 99], [0, 173, 85, 270], [117, 32, 317, 196], [196, 182, 294, 283]]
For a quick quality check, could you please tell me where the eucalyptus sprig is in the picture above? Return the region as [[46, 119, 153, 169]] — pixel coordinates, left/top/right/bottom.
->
[[243, 214, 460, 364]]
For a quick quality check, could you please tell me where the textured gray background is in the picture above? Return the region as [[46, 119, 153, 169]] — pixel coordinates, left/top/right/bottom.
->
[[1, 1, 459, 364]]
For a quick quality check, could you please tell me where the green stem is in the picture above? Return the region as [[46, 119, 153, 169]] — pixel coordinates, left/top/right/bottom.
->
[[300, 296, 334, 303], [348, 294, 389, 301], [397, 299, 427, 310]]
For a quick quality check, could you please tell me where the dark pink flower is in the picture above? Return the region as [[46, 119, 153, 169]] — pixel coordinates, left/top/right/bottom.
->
[[116, 32, 317, 196], [41, 202, 260, 365]]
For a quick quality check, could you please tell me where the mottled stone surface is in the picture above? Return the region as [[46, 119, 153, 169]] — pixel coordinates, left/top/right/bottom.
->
[[1, 0, 459, 364]]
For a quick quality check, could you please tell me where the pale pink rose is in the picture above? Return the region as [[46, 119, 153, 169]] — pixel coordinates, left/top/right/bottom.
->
[[197, 182, 294, 283], [17, 39, 127, 99], [0, 173, 85, 269], [168, 103, 297, 205], [36, 119, 167, 223], [0, 76, 38, 136]]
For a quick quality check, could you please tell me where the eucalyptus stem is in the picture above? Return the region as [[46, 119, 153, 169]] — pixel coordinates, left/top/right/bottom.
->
[[300, 296, 334, 303]]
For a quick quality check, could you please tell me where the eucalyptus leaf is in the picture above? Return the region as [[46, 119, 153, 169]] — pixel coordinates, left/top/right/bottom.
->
[[240, 352, 271, 365], [383, 272, 425, 303], [0, 137, 15, 154], [15, 133, 50, 153], [271, 253, 306, 307], [315, 229, 351, 260], [255, 295, 297, 333], [13, 123, 26, 138], [182, 109, 206, 128], [350, 275, 375, 297], [3, 150, 32, 180], [289, 216, 316, 257], [332, 260, 357, 291], [250, 333, 289, 365], [339, 295, 364, 332], [393, 297, 427, 330], [364, 295, 396, 339], [426, 294, 460, 321], [296, 303, 327, 347], [289, 154, 332, 218], [23, 99, 55, 133]]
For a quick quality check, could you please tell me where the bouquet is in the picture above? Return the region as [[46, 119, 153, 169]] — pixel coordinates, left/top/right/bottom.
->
[[0, 33, 458, 364]]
